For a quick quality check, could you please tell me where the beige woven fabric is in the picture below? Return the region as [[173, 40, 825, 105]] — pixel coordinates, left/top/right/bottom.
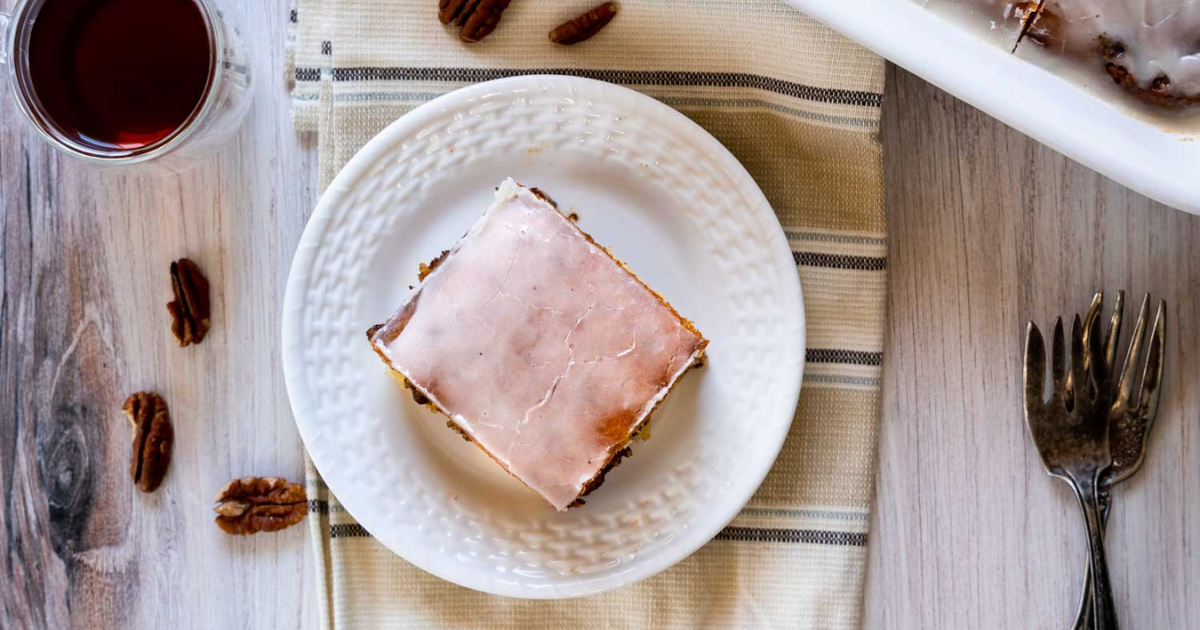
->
[[288, 2, 886, 628]]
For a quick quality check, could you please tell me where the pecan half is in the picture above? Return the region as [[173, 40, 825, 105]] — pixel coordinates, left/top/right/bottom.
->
[[458, 0, 511, 43], [214, 477, 308, 535], [124, 392, 174, 493], [549, 2, 618, 45], [166, 258, 211, 347]]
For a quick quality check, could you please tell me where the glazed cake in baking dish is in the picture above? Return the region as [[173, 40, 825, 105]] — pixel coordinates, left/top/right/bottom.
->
[[1011, 0, 1200, 109], [924, 0, 1200, 111], [367, 179, 708, 511]]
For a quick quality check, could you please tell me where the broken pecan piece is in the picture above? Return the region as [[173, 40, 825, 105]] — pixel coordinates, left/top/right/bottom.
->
[[124, 392, 174, 493], [417, 250, 450, 281], [166, 258, 211, 347], [550, 2, 618, 45], [214, 477, 308, 535]]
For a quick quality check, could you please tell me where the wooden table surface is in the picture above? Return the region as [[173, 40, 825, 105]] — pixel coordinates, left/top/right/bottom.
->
[[1, 2, 1197, 628]]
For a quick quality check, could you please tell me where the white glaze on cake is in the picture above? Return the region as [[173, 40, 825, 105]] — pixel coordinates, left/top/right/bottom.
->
[[369, 179, 707, 511]]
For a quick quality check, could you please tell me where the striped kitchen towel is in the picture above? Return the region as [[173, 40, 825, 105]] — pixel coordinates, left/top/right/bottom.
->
[[287, 2, 886, 628]]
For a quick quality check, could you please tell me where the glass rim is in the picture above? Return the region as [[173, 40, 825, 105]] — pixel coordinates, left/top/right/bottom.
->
[[4, 0, 226, 165]]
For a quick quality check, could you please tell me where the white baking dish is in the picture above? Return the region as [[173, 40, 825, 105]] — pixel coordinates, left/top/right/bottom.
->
[[783, 0, 1200, 215]]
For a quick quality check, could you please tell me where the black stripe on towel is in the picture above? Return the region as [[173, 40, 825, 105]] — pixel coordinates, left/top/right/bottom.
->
[[806, 349, 883, 366], [330, 523, 373, 539], [792, 251, 887, 271], [715, 527, 867, 546], [292, 67, 883, 107]]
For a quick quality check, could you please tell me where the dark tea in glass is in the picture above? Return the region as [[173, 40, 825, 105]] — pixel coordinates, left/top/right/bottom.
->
[[1, 0, 251, 167], [28, 0, 214, 152]]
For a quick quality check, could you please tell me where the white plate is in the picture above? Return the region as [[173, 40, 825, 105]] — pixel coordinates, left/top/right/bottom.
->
[[783, 0, 1200, 214], [282, 76, 804, 598]]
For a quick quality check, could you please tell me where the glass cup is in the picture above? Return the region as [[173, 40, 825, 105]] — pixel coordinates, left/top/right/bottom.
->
[[0, 0, 253, 171]]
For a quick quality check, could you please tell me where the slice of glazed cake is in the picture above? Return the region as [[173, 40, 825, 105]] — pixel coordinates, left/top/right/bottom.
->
[[367, 178, 708, 511]]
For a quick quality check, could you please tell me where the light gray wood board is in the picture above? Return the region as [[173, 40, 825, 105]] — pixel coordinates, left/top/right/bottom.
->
[[0, 1, 320, 628], [865, 63, 1199, 630]]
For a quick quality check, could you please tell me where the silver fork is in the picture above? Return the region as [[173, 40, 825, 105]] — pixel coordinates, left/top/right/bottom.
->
[[1024, 312, 1118, 630], [1072, 293, 1167, 630]]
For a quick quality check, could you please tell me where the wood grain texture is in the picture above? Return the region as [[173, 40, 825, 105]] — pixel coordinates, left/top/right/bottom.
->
[[866, 64, 1199, 629], [0, 1, 319, 629], [0, 1, 1196, 626]]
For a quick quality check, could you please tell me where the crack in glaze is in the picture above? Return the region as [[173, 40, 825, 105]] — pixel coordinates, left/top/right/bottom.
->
[[660, 328, 692, 386], [516, 373, 565, 448], [564, 293, 598, 353], [508, 292, 598, 462], [577, 335, 638, 365], [478, 227, 524, 312], [499, 289, 565, 315], [471, 313, 498, 338]]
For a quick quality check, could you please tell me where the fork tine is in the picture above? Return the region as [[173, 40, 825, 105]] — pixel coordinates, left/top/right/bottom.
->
[[1051, 317, 1066, 403], [1136, 300, 1166, 422], [1025, 322, 1046, 413], [1105, 291, 1125, 372], [1086, 305, 1108, 392], [1117, 294, 1151, 408], [1070, 314, 1087, 405], [1075, 292, 1103, 394], [1082, 292, 1102, 356]]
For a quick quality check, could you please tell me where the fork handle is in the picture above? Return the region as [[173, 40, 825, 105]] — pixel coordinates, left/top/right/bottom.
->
[[1070, 485, 1113, 630], [1070, 475, 1119, 630]]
